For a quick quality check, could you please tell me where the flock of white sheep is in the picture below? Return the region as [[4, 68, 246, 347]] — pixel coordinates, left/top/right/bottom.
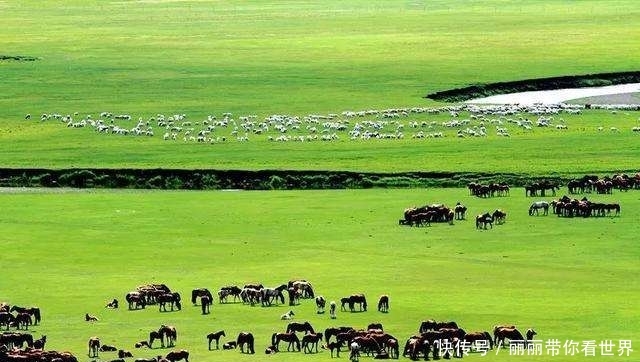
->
[[33, 103, 640, 144]]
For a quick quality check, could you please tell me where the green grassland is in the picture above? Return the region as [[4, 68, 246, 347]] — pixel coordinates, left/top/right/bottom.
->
[[2, 188, 639, 361], [1, 0, 640, 172]]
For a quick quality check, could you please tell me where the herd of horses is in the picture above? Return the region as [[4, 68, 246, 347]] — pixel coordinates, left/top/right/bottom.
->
[[400, 203, 463, 227], [467, 182, 510, 198], [0, 303, 42, 331], [567, 173, 640, 194]]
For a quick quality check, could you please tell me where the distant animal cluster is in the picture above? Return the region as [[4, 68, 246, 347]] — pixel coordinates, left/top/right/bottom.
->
[[399, 203, 457, 226], [125, 284, 181, 312], [567, 173, 640, 194], [31, 102, 640, 147]]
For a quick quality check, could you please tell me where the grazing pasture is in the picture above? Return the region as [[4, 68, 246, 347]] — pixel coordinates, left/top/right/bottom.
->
[[1, 188, 638, 361]]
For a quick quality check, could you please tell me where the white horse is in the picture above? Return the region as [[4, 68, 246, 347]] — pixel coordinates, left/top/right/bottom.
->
[[529, 201, 550, 216], [315, 296, 326, 314], [280, 310, 295, 320]]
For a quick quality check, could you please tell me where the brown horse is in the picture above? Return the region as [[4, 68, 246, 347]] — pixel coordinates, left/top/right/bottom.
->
[[206, 330, 225, 350], [454, 203, 467, 220], [301, 332, 323, 354], [464, 331, 493, 349], [377, 295, 389, 313], [494, 327, 534, 348], [88, 337, 101, 357], [325, 341, 342, 357], [475, 213, 493, 229], [324, 326, 354, 343], [159, 325, 177, 348], [157, 293, 182, 312], [271, 332, 301, 352], [165, 349, 189, 362], [348, 294, 367, 312], [236, 332, 255, 354]]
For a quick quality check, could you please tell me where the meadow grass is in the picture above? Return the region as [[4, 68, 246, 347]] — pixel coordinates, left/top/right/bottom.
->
[[1, 1, 640, 172], [2, 188, 639, 361]]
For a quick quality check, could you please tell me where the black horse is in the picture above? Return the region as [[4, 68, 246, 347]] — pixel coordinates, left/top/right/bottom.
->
[[158, 293, 182, 312], [207, 330, 225, 350], [475, 213, 493, 229], [237, 332, 255, 354], [191, 288, 213, 305]]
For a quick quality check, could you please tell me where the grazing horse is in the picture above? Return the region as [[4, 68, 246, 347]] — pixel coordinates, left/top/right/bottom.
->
[[281, 310, 295, 320], [325, 341, 341, 357], [329, 301, 337, 319], [158, 293, 181, 312], [377, 295, 389, 313], [301, 332, 323, 354], [261, 284, 287, 306], [165, 349, 189, 362], [191, 288, 213, 305], [159, 325, 177, 348], [10, 306, 41, 325], [236, 332, 255, 354], [454, 202, 467, 220], [464, 331, 493, 349], [315, 296, 326, 314], [33, 335, 47, 350], [529, 201, 549, 216], [492, 209, 507, 224], [126, 292, 146, 310], [207, 330, 225, 350], [348, 294, 367, 312], [286, 321, 315, 334], [200, 295, 212, 315], [0, 312, 15, 330], [88, 337, 101, 357], [475, 213, 493, 229], [149, 331, 163, 348], [324, 326, 354, 344], [340, 297, 350, 311], [15, 312, 32, 329], [494, 327, 530, 348], [271, 332, 301, 352], [218, 285, 242, 303], [290, 280, 315, 298], [85, 313, 99, 322]]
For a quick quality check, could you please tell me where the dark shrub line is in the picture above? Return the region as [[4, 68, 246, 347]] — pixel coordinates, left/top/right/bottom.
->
[[1, 168, 633, 190]]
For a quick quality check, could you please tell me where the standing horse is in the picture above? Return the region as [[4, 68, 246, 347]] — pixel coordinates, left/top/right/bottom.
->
[[159, 325, 177, 348], [315, 296, 326, 314], [492, 209, 507, 224], [377, 295, 389, 313], [329, 301, 337, 319], [271, 332, 301, 352], [475, 213, 493, 229], [88, 337, 101, 358], [494, 327, 532, 348], [236, 332, 255, 354], [348, 294, 367, 312], [191, 288, 213, 306], [33, 335, 47, 350], [10, 306, 41, 325], [286, 321, 315, 334], [260, 284, 287, 306], [529, 201, 549, 216], [454, 203, 467, 220], [200, 295, 212, 315], [206, 330, 225, 350], [149, 331, 163, 348], [158, 293, 181, 312], [15, 313, 32, 329], [301, 332, 323, 354]]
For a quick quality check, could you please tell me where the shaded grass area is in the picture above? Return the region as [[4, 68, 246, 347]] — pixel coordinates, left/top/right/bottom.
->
[[2, 188, 639, 361]]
